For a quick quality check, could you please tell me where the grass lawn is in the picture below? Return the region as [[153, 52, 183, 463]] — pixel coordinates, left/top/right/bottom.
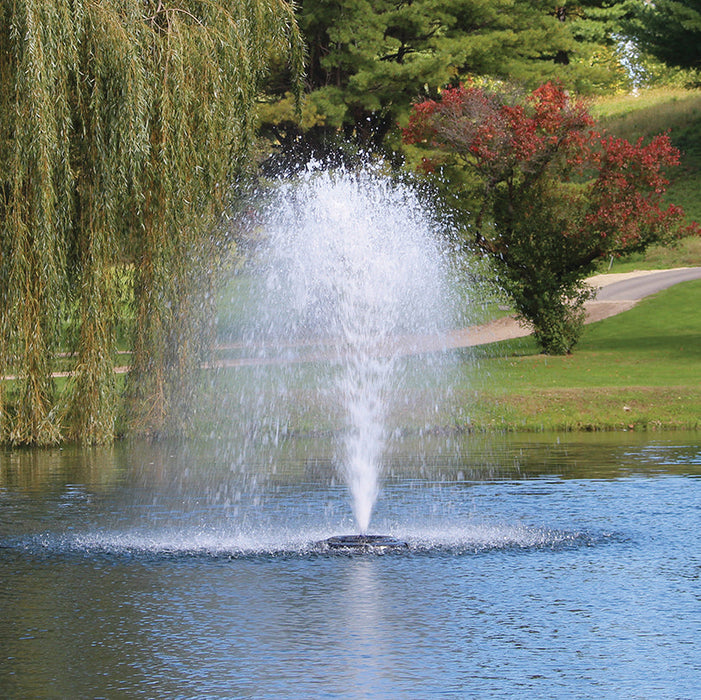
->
[[597, 235, 701, 273], [449, 279, 701, 433]]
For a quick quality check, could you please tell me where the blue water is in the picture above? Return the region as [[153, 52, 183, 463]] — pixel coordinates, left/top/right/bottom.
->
[[1, 434, 700, 698]]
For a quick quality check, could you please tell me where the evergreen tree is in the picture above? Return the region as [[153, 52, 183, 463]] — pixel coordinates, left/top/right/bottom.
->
[[545, 2, 637, 89], [259, 0, 633, 167], [0, 0, 303, 445], [628, 0, 701, 71]]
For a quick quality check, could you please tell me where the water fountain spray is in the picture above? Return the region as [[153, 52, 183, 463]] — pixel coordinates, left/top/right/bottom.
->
[[242, 165, 453, 548]]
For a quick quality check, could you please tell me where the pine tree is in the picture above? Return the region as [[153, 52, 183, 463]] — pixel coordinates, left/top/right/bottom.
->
[[628, 0, 701, 71], [544, 1, 636, 91]]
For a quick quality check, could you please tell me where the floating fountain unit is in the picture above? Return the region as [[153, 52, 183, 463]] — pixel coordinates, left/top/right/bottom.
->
[[319, 534, 409, 553]]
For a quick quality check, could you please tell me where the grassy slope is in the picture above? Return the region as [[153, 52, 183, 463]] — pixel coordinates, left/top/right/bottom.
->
[[600, 236, 701, 273]]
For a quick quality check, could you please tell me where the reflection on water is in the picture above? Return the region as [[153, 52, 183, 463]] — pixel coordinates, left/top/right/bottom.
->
[[1, 432, 700, 698]]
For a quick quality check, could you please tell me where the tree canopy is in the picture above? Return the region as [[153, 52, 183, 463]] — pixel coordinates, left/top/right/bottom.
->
[[0, 0, 303, 445], [627, 0, 701, 71]]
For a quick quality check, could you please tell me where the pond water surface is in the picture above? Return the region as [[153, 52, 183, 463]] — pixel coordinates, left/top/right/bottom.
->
[[1, 432, 700, 698]]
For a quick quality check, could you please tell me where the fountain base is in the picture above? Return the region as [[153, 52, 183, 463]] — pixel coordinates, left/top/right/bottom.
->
[[319, 534, 408, 553]]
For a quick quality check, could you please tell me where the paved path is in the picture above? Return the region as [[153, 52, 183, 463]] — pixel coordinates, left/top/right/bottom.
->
[[6, 267, 698, 378], [218, 266, 701, 363], [446, 266, 701, 350], [588, 267, 701, 301], [574, 266, 701, 337], [448, 267, 701, 348]]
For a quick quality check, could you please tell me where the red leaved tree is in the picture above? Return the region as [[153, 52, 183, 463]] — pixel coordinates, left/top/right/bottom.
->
[[403, 82, 699, 353]]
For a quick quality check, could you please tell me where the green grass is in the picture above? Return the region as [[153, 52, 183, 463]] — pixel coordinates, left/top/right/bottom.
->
[[10, 269, 695, 440], [591, 88, 701, 129], [595, 235, 701, 273], [451, 280, 701, 432], [203, 280, 701, 437]]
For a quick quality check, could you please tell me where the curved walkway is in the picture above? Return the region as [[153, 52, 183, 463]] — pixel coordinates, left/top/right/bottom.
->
[[219, 266, 701, 364], [6, 267, 698, 379], [443, 266, 701, 350]]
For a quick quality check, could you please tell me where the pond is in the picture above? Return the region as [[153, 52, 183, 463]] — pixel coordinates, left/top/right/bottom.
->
[[1, 431, 699, 698]]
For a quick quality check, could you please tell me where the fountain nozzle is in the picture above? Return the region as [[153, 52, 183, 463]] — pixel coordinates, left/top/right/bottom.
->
[[319, 534, 408, 553]]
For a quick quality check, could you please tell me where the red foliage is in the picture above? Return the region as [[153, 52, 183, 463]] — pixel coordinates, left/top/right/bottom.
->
[[584, 134, 694, 249], [403, 82, 595, 176], [401, 98, 440, 145], [403, 81, 700, 254]]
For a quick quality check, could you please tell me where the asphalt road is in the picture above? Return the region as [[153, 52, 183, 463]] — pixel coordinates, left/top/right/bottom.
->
[[444, 266, 701, 350], [593, 266, 701, 301]]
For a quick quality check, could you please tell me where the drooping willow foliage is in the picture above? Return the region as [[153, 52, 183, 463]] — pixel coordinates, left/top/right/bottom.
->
[[0, 0, 304, 445]]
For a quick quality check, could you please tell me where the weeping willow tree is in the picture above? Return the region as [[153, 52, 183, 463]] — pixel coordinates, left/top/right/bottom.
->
[[0, 0, 304, 445]]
